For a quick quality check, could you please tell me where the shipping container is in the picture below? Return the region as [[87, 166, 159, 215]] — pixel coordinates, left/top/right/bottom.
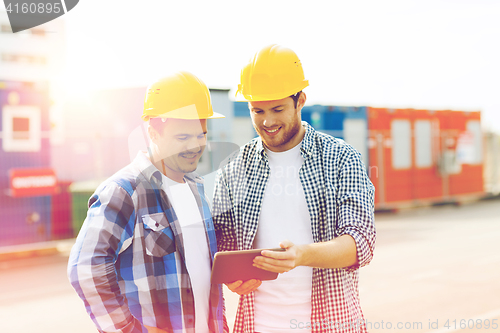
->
[[0, 80, 58, 246], [302, 105, 369, 169], [367, 107, 483, 209], [300, 104, 485, 210]]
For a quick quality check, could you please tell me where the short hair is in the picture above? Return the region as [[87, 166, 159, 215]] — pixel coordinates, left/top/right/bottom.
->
[[290, 91, 302, 108], [149, 118, 167, 134]]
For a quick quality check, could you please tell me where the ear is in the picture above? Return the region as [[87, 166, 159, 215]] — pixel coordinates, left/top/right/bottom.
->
[[297, 92, 307, 111], [147, 124, 159, 143]]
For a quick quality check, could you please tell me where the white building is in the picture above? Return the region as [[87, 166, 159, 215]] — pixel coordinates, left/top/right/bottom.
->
[[0, 10, 66, 151], [0, 10, 65, 83]]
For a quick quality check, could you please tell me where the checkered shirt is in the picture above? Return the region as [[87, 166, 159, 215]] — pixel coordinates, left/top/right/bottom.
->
[[68, 152, 227, 333], [212, 122, 376, 333]]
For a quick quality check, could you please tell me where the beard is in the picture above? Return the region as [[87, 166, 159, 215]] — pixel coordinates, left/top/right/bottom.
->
[[257, 111, 302, 151]]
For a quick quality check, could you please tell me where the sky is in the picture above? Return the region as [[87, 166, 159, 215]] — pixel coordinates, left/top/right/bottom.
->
[[54, 0, 500, 132]]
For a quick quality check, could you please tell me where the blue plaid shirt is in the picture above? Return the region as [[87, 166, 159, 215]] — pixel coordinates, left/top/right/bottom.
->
[[213, 122, 376, 333], [68, 152, 226, 333]]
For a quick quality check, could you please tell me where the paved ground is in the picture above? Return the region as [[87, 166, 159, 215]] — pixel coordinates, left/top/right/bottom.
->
[[0, 253, 96, 333], [360, 198, 500, 333], [0, 198, 498, 333]]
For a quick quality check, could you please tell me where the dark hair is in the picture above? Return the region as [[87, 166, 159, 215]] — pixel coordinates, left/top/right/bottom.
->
[[290, 91, 302, 108]]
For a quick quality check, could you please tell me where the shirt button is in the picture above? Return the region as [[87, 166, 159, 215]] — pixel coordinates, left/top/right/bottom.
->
[[186, 289, 191, 294]]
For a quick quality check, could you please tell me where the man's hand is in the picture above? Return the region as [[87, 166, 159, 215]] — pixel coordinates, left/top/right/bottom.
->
[[145, 325, 170, 333], [225, 279, 262, 295], [254, 235, 358, 270], [252, 240, 302, 273]]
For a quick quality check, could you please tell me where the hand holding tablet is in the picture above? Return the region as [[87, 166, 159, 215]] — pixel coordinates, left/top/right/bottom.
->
[[211, 248, 286, 284]]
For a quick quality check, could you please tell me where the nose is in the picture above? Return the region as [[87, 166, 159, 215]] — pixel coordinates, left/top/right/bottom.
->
[[262, 113, 277, 128], [186, 136, 205, 153]]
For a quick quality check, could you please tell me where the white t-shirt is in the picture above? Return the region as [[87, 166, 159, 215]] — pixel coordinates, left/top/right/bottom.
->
[[162, 175, 211, 333], [254, 143, 314, 332]]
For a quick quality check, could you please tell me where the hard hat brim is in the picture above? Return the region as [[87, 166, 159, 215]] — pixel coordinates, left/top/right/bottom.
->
[[235, 81, 309, 102], [142, 109, 225, 121], [205, 111, 226, 119]]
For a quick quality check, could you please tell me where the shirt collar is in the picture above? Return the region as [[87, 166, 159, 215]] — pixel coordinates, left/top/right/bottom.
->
[[257, 121, 316, 161]]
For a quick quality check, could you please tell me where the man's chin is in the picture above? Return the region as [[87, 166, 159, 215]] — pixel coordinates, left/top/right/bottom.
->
[[180, 163, 199, 174], [262, 137, 284, 150]]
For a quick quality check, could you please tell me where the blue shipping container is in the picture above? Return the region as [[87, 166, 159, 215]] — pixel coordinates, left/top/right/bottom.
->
[[0, 81, 53, 246]]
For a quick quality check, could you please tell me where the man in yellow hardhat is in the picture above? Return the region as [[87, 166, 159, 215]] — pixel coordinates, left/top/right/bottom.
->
[[68, 72, 228, 333], [213, 45, 376, 332]]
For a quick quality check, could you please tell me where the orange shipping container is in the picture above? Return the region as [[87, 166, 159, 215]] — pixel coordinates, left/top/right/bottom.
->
[[367, 108, 483, 210]]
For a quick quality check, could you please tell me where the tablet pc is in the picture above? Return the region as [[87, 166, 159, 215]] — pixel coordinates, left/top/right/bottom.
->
[[211, 248, 286, 284]]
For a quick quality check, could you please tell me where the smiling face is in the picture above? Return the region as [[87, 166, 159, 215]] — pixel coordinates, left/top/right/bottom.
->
[[249, 92, 306, 152], [149, 118, 207, 182]]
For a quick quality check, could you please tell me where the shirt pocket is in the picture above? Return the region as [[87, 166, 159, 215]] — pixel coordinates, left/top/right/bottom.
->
[[142, 213, 176, 257]]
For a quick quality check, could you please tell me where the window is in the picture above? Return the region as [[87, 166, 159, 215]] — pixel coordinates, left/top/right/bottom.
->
[[467, 120, 483, 164], [456, 120, 483, 165], [344, 118, 368, 167], [1, 53, 47, 64], [414, 120, 432, 168], [391, 119, 412, 169], [1, 24, 12, 33], [31, 28, 46, 37], [0, 24, 45, 35], [12, 117, 31, 140], [2, 105, 41, 152]]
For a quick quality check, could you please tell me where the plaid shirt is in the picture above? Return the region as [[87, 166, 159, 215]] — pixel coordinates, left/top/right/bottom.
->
[[68, 152, 227, 333], [213, 122, 376, 333]]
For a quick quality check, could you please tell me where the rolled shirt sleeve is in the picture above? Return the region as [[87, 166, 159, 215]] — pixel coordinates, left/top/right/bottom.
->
[[335, 147, 376, 271]]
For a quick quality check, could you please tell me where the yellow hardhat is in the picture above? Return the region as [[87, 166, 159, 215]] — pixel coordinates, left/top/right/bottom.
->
[[236, 44, 309, 102], [142, 71, 225, 121]]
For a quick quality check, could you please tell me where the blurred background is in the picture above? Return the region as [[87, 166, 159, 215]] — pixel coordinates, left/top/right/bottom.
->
[[0, 1, 499, 332]]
